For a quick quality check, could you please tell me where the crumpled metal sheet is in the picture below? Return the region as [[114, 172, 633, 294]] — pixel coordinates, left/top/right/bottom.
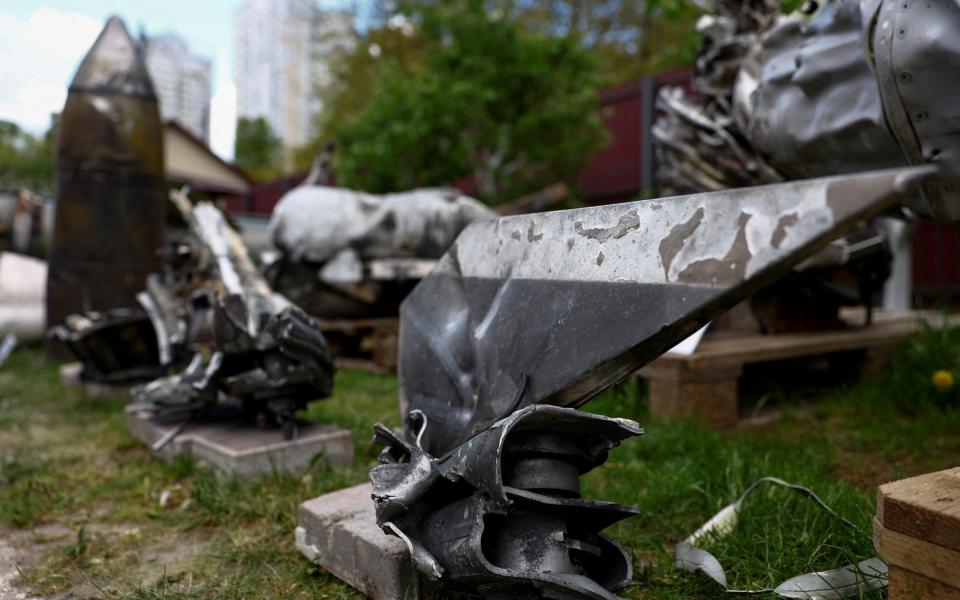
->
[[399, 167, 933, 456], [661, 0, 960, 224], [654, 0, 784, 196], [49, 309, 164, 384], [127, 189, 336, 438], [269, 186, 496, 264], [370, 405, 643, 600], [267, 186, 495, 319], [735, 0, 905, 181], [675, 477, 888, 598]]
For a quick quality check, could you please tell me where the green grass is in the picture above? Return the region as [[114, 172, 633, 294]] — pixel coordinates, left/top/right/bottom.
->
[[1, 320, 960, 598]]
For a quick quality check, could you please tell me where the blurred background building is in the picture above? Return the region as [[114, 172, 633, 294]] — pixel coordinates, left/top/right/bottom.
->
[[143, 34, 212, 142], [233, 0, 352, 162]]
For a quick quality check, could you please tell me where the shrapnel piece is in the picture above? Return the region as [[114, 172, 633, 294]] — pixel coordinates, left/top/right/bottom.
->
[[267, 186, 495, 319], [398, 167, 933, 455], [370, 166, 933, 600], [129, 189, 336, 440], [47, 16, 166, 336]]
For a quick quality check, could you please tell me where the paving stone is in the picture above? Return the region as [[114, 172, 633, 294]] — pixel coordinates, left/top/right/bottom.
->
[[296, 483, 430, 599], [125, 406, 353, 478]]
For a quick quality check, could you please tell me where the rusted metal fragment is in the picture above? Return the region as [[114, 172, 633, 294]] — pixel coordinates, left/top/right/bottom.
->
[[55, 188, 335, 440], [47, 16, 165, 339], [399, 167, 932, 457]]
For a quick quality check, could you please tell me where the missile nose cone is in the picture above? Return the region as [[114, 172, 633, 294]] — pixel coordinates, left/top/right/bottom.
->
[[69, 15, 156, 100]]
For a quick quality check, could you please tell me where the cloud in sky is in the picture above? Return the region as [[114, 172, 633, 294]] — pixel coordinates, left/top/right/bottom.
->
[[0, 6, 237, 160], [0, 8, 102, 134]]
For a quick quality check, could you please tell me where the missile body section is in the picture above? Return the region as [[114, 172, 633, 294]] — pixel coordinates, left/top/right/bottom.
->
[[48, 16, 166, 333]]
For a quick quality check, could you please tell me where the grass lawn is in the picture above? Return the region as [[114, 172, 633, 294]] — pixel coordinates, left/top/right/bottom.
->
[[2, 321, 960, 599]]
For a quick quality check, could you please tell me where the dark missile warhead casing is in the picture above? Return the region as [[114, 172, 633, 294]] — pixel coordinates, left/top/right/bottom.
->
[[47, 15, 165, 345]]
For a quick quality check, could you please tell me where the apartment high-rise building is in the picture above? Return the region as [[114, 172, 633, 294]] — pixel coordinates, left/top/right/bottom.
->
[[144, 35, 212, 142], [234, 0, 353, 157]]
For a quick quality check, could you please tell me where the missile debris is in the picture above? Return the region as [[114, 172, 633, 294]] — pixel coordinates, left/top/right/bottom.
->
[[47, 16, 166, 342], [268, 186, 495, 319], [370, 166, 933, 599], [55, 189, 335, 440]]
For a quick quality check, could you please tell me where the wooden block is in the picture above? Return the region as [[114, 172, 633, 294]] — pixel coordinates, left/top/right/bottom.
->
[[888, 566, 960, 600], [874, 519, 960, 590], [876, 467, 960, 597], [877, 467, 960, 553], [647, 367, 739, 428]]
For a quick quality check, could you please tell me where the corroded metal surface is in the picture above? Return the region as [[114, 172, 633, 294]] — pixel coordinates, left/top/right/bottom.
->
[[399, 167, 932, 456], [370, 166, 932, 599], [47, 16, 165, 333]]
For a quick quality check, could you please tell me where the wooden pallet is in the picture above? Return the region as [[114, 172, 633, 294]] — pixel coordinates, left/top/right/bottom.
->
[[638, 309, 957, 428], [313, 317, 399, 374], [875, 467, 960, 599]]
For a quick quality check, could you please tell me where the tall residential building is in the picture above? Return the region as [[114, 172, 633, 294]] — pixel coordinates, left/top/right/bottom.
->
[[144, 34, 212, 142], [234, 0, 353, 157]]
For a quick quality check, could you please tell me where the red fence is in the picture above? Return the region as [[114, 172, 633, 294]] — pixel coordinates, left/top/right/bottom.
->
[[578, 67, 691, 205], [912, 220, 960, 305]]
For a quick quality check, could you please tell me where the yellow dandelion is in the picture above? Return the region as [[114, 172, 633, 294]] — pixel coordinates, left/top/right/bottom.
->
[[932, 369, 955, 390]]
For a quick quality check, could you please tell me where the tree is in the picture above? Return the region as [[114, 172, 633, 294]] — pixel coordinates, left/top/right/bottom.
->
[[233, 117, 282, 182], [329, 0, 608, 204], [0, 116, 56, 193], [507, 0, 703, 84], [294, 6, 433, 171]]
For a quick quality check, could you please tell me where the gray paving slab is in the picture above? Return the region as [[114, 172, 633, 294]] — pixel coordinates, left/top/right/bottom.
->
[[125, 406, 353, 478], [296, 483, 431, 599]]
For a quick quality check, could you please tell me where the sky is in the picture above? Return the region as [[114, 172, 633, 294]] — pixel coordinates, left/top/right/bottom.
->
[[0, 1, 357, 161]]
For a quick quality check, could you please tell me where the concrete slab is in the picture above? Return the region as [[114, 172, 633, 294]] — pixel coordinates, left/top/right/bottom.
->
[[59, 362, 132, 399], [296, 483, 431, 599], [125, 406, 353, 478]]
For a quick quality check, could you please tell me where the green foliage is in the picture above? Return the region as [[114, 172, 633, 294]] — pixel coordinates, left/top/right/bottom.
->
[[296, 10, 432, 171], [510, 0, 703, 84], [883, 319, 960, 409], [0, 116, 57, 193], [330, 0, 608, 203], [233, 117, 282, 182]]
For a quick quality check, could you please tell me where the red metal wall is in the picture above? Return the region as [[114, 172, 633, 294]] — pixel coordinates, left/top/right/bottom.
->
[[578, 67, 692, 205], [912, 220, 960, 305]]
